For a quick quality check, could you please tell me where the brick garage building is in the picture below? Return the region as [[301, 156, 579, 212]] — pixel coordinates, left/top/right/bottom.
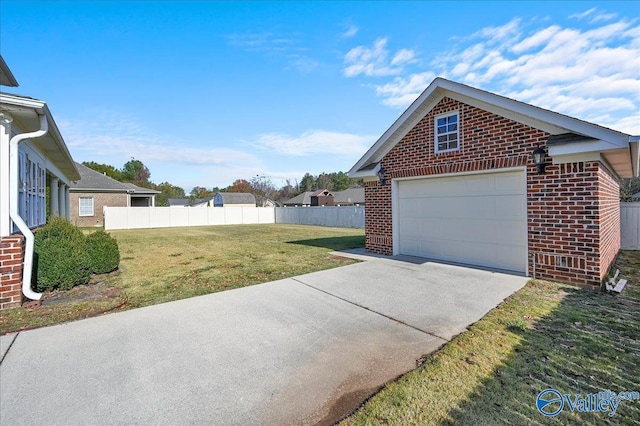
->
[[69, 162, 159, 227], [349, 78, 639, 286]]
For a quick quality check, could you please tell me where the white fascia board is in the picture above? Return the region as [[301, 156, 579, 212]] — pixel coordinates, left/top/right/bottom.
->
[[629, 139, 639, 177], [551, 152, 602, 164], [548, 139, 624, 157], [348, 78, 445, 174], [0, 93, 46, 111], [438, 79, 630, 146]]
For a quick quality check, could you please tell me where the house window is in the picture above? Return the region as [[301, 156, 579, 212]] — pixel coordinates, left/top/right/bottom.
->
[[79, 197, 94, 217], [16, 151, 47, 229], [435, 112, 459, 153]]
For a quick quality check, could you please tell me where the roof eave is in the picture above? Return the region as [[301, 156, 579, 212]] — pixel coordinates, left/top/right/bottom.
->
[[0, 55, 19, 87], [348, 78, 633, 175], [1, 93, 80, 181]]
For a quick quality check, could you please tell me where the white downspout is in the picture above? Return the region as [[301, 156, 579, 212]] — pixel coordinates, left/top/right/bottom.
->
[[9, 113, 48, 301]]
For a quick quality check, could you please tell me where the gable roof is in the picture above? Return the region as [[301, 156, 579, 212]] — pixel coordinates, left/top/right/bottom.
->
[[311, 189, 334, 197], [216, 192, 256, 205], [283, 192, 314, 206], [348, 78, 638, 179], [70, 162, 159, 193], [334, 187, 365, 204], [0, 55, 19, 87], [1, 92, 79, 182]]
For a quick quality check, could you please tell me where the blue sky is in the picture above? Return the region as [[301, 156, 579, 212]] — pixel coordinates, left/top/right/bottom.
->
[[1, 1, 638, 192]]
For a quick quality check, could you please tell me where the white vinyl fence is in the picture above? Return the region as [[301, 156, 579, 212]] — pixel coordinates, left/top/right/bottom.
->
[[104, 207, 275, 230], [621, 202, 640, 250], [275, 206, 364, 229]]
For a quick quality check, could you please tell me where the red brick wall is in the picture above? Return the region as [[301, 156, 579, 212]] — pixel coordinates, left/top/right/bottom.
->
[[598, 164, 621, 280], [365, 97, 618, 286], [69, 192, 128, 227], [0, 235, 25, 309]]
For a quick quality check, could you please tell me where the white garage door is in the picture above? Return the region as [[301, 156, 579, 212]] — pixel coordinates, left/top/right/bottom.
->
[[397, 171, 527, 273]]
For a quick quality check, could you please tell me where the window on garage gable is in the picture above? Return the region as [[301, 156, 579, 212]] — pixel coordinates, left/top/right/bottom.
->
[[435, 112, 459, 153]]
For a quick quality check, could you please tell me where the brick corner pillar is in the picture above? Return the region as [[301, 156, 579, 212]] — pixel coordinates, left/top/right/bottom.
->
[[0, 234, 26, 310]]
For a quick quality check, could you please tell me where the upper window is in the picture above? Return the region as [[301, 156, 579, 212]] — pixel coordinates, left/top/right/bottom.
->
[[79, 197, 94, 217], [435, 112, 459, 153]]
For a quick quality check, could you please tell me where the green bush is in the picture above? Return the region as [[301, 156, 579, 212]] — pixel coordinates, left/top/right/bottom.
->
[[34, 217, 91, 291], [86, 230, 120, 274]]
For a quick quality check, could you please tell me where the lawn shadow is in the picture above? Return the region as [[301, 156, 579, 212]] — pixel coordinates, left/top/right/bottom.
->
[[288, 235, 365, 251], [445, 275, 640, 424]]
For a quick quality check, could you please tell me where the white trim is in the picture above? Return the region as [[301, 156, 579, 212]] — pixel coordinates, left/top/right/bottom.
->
[[551, 152, 601, 164], [434, 110, 460, 154], [78, 196, 94, 217], [348, 77, 634, 179], [390, 166, 528, 274]]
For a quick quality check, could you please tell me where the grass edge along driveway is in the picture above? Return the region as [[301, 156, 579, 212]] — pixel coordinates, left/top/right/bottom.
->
[[0, 224, 364, 334], [341, 250, 640, 425]]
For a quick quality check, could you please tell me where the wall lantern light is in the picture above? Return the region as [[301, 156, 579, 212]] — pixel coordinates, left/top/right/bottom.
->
[[377, 165, 387, 185], [532, 146, 547, 174]]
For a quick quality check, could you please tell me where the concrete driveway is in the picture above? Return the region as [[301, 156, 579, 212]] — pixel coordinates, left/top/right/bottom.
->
[[1, 251, 527, 425]]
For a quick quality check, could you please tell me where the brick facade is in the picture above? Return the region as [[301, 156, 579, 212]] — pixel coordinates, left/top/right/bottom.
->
[[365, 97, 620, 286], [69, 192, 128, 227], [0, 235, 25, 309]]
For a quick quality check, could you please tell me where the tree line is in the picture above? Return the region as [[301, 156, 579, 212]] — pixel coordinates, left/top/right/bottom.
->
[[82, 159, 364, 207]]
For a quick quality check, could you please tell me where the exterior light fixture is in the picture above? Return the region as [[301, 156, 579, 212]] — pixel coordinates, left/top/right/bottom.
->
[[532, 146, 547, 174], [377, 165, 387, 185]]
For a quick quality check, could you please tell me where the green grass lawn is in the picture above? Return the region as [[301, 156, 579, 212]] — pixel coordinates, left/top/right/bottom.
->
[[342, 250, 640, 425], [0, 224, 364, 334]]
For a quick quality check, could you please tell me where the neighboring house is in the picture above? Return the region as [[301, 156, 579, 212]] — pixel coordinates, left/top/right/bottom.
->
[[283, 188, 365, 206], [69, 162, 159, 227], [311, 189, 335, 206], [213, 192, 256, 207], [334, 187, 365, 206], [168, 198, 210, 207], [0, 56, 81, 308], [349, 77, 639, 287], [633, 192, 640, 201], [283, 191, 314, 207]]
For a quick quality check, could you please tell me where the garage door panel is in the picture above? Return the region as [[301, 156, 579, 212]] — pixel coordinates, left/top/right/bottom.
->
[[397, 171, 526, 273]]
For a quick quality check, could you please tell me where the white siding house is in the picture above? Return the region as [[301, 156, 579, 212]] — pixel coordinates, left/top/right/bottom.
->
[[0, 56, 79, 308]]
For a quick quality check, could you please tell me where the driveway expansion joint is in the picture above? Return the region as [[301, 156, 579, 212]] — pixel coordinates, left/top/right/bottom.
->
[[0, 332, 19, 365], [291, 278, 449, 343]]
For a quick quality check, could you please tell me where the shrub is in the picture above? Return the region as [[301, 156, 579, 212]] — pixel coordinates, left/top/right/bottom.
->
[[34, 217, 91, 291], [86, 230, 120, 274]]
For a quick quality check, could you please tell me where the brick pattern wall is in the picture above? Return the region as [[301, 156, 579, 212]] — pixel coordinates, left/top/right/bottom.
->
[[528, 162, 601, 285], [598, 164, 621, 280], [69, 192, 128, 227], [0, 235, 25, 309], [365, 97, 618, 286]]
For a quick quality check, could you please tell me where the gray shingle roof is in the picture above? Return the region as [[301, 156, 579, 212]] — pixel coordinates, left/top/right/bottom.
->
[[334, 187, 365, 205], [216, 192, 256, 205], [283, 188, 364, 206], [69, 162, 159, 193], [283, 192, 314, 206]]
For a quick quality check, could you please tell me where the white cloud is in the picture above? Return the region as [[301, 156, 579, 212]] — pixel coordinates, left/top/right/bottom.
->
[[474, 18, 521, 44], [60, 112, 262, 168], [341, 24, 359, 38], [570, 8, 597, 20], [375, 71, 437, 107], [391, 48, 417, 66], [343, 38, 416, 77], [252, 130, 376, 156], [350, 13, 639, 134]]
